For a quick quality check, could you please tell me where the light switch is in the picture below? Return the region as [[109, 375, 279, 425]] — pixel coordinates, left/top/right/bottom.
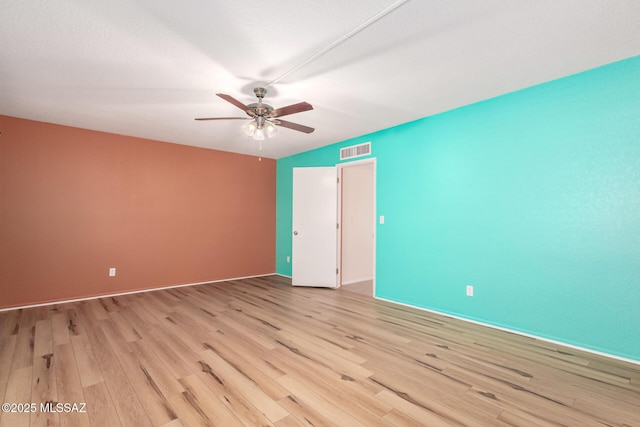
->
[[379, 215, 385, 224]]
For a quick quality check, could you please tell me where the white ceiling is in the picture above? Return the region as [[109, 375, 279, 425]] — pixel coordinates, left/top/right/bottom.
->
[[1, 1, 639, 159]]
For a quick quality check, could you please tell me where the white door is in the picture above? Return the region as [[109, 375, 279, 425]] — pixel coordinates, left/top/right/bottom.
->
[[292, 167, 338, 287]]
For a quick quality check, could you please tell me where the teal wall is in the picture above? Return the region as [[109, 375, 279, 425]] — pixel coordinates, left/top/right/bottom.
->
[[276, 56, 640, 362]]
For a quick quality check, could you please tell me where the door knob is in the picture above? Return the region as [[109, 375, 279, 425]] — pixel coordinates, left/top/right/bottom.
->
[[293, 231, 299, 235]]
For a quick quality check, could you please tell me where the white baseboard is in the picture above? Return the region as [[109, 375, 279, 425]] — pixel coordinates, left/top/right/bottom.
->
[[375, 296, 640, 366], [342, 277, 373, 285], [0, 273, 276, 312]]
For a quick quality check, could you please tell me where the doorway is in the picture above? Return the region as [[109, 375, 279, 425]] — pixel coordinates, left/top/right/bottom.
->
[[338, 159, 376, 296]]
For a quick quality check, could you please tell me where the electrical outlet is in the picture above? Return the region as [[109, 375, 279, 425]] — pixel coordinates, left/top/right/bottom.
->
[[466, 285, 473, 296], [109, 268, 116, 277], [286, 256, 290, 263]]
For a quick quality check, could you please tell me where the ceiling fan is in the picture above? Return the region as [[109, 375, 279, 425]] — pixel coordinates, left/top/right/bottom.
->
[[195, 87, 314, 140]]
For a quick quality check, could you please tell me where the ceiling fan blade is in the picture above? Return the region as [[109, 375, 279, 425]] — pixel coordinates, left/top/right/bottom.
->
[[195, 117, 249, 121], [276, 119, 315, 134], [216, 93, 253, 115], [270, 102, 313, 118]]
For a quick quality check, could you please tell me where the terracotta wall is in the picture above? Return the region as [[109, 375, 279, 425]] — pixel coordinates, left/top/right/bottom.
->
[[0, 115, 276, 309]]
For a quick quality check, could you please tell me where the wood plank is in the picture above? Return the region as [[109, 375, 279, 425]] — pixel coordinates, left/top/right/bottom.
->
[[188, 349, 280, 426], [273, 333, 374, 380], [115, 349, 178, 426], [70, 334, 103, 387], [140, 327, 196, 381], [277, 395, 335, 427], [51, 312, 71, 346], [0, 335, 16, 387], [198, 339, 289, 401], [99, 318, 132, 355], [276, 375, 367, 427], [10, 309, 36, 370], [274, 414, 306, 427], [1, 366, 32, 427], [64, 309, 84, 337], [383, 408, 440, 427], [171, 375, 244, 427], [107, 311, 142, 343], [32, 319, 53, 358], [82, 382, 121, 427], [30, 340, 57, 427], [200, 348, 289, 423], [269, 344, 392, 418], [128, 340, 185, 398], [126, 300, 160, 326], [375, 388, 464, 426], [0, 381, 6, 410], [0, 310, 20, 386], [54, 343, 91, 427], [87, 299, 110, 321]]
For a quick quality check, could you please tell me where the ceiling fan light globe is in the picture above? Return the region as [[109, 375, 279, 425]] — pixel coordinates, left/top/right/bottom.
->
[[242, 120, 257, 136], [265, 121, 278, 138], [254, 128, 266, 140]]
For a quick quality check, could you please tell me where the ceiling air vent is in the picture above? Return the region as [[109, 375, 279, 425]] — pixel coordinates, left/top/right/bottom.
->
[[340, 142, 371, 160]]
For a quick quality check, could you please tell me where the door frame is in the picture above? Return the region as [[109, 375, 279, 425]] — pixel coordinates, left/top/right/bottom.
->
[[336, 157, 376, 294]]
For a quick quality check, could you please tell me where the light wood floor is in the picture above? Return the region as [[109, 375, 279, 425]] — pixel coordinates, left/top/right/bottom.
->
[[1, 275, 638, 427], [340, 280, 373, 296]]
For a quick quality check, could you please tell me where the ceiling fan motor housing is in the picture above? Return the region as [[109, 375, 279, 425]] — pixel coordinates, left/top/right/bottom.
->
[[247, 103, 274, 118]]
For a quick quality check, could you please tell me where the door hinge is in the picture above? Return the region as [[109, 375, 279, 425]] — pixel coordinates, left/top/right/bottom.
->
[[337, 176, 340, 184], [337, 223, 340, 229], [336, 268, 339, 274]]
